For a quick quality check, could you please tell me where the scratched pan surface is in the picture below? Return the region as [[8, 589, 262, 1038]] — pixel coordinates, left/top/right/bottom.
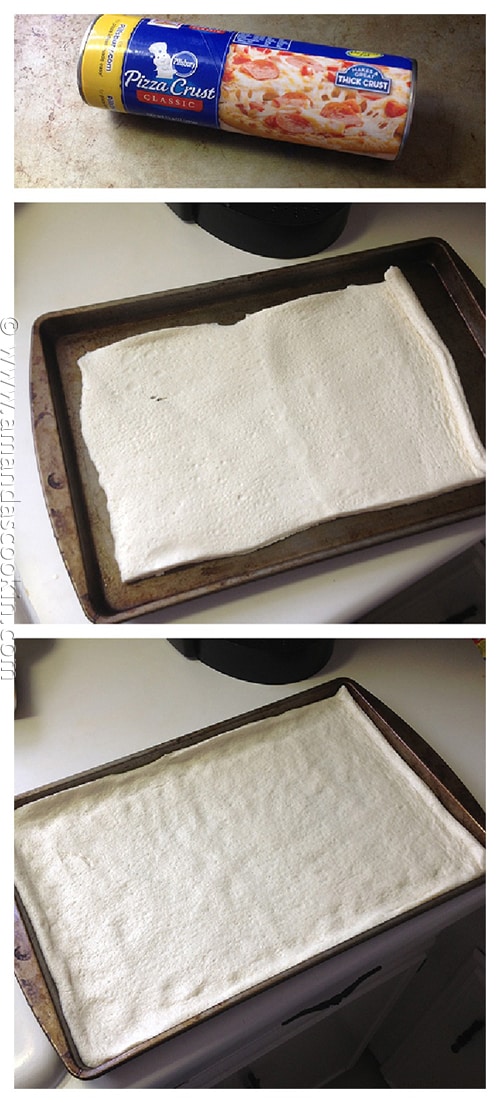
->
[[30, 237, 485, 622], [14, 677, 485, 1080]]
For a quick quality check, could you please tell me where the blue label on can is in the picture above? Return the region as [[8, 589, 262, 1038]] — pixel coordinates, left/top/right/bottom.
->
[[233, 32, 293, 50], [122, 22, 233, 125]]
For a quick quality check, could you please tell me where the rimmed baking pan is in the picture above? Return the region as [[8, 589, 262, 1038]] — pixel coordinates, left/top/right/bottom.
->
[[14, 677, 485, 1080], [30, 237, 485, 622]]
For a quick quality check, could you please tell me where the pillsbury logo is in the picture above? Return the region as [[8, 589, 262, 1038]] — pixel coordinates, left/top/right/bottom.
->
[[172, 50, 198, 78], [336, 64, 391, 95]]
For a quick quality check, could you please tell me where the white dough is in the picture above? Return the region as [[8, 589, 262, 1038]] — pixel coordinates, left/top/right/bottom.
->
[[78, 267, 485, 581], [15, 688, 485, 1069]]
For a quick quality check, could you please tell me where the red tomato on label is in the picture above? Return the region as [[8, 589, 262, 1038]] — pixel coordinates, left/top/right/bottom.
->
[[385, 99, 407, 117]]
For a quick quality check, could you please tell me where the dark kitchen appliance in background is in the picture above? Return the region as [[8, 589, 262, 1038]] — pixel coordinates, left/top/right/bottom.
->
[[168, 640, 335, 684], [167, 203, 350, 258]]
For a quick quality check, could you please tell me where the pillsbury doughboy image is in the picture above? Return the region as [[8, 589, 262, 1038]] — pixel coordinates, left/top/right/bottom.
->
[[149, 41, 174, 79]]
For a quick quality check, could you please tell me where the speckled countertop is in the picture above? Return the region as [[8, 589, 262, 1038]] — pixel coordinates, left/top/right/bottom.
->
[[14, 13, 485, 189]]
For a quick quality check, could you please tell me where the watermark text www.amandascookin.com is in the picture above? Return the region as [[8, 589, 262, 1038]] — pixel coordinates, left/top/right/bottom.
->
[[1, 316, 16, 680]]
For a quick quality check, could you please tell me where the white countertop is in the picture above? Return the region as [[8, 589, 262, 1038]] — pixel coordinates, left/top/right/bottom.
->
[[14, 201, 485, 624], [14, 637, 486, 1088]]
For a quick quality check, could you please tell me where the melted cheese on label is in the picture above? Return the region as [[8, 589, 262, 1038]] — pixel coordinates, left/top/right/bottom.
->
[[219, 46, 413, 157]]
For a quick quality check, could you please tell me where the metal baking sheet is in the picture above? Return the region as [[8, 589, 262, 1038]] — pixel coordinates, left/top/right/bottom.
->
[[14, 677, 486, 1080], [30, 237, 486, 622]]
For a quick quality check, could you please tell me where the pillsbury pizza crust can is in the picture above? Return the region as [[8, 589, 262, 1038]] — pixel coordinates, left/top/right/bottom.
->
[[78, 16, 417, 160]]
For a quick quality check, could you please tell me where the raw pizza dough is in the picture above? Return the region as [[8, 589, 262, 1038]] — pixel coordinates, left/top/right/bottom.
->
[[78, 267, 485, 582], [15, 688, 485, 1069]]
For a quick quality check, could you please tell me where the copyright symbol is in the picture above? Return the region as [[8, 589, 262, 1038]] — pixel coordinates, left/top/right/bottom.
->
[[0, 317, 18, 335]]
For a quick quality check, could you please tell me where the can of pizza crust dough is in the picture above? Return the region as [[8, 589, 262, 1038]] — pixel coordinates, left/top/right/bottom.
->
[[78, 16, 417, 160]]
